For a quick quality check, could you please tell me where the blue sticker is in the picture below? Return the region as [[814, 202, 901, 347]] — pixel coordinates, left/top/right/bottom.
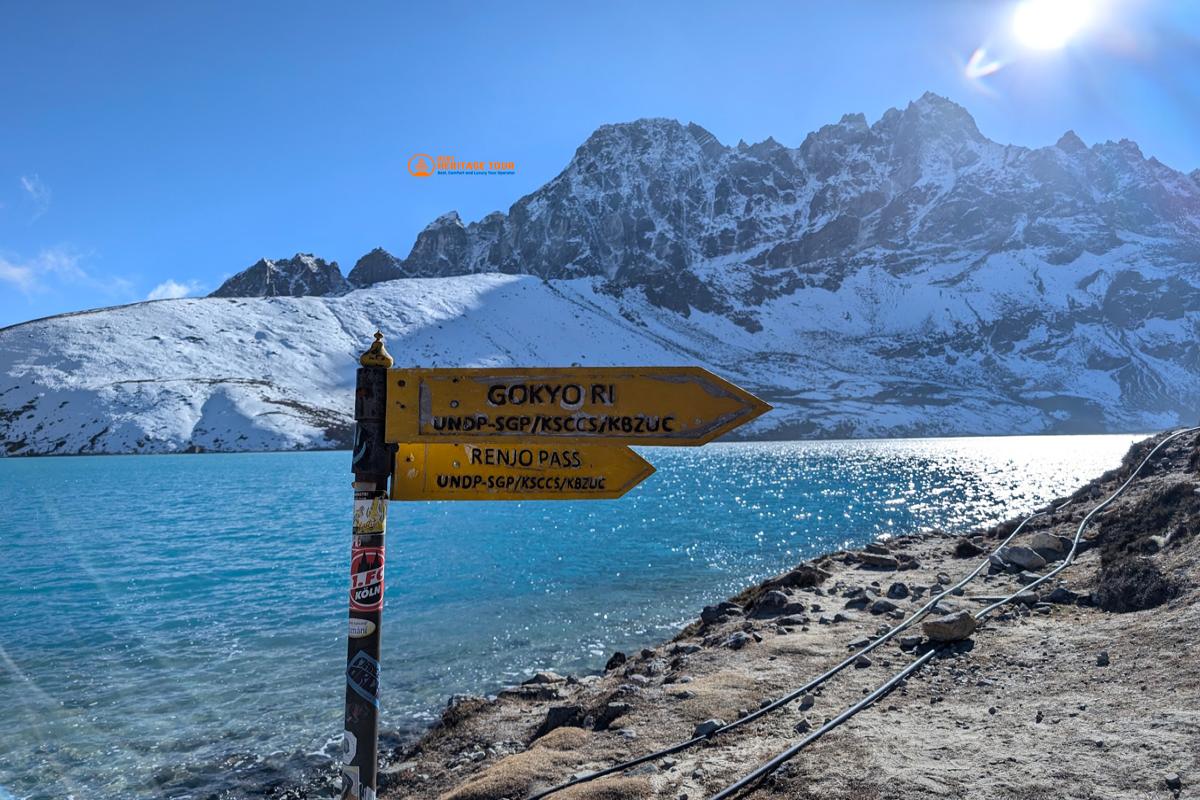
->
[[347, 651, 381, 708]]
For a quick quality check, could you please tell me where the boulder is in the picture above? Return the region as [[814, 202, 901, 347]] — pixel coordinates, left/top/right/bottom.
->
[[999, 546, 1047, 571], [534, 705, 584, 739], [605, 652, 627, 671], [922, 611, 977, 643], [859, 553, 900, 570]]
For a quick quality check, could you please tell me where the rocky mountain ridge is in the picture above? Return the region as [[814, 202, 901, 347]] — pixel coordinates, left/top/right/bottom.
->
[[2, 93, 1199, 455]]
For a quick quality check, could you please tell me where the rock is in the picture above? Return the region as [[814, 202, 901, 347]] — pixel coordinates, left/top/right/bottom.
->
[[999, 545, 1047, 571], [848, 636, 872, 650], [672, 643, 702, 655], [870, 598, 899, 614], [595, 702, 633, 730], [865, 542, 891, 555], [954, 538, 985, 558], [799, 694, 815, 710], [724, 632, 752, 650], [534, 705, 584, 738], [1045, 587, 1079, 604], [1016, 570, 1044, 585], [1030, 531, 1068, 560], [763, 564, 832, 591], [1096, 651, 1110, 667], [793, 718, 812, 734], [922, 611, 977, 643], [899, 635, 922, 652], [523, 671, 565, 684], [833, 613, 852, 623], [886, 582, 910, 599], [898, 558, 920, 571], [701, 602, 743, 624], [777, 614, 809, 627], [859, 553, 900, 570], [627, 674, 650, 686], [936, 572, 952, 585], [605, 652, 627, 671], [854, 654, 872, 669], [1012, 591, 1040, 606], [1165, 773, 1182, 791], [751, 590, 808, 618], [692, 719, 725, 738], [844, 594, 875, 610], [671, 690, 697, 700]]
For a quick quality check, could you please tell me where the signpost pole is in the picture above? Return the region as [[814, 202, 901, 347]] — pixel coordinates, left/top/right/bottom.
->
[[342, 332, 395, 800]]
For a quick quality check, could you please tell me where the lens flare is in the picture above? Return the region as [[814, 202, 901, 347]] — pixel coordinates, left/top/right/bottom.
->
[[1013, 0, 1094, 51]]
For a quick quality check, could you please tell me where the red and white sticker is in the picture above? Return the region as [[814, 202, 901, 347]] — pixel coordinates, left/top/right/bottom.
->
[[349, 547, 385, 611]]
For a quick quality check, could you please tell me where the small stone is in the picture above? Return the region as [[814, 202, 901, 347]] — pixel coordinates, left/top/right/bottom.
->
[[899, 635, 922, 651], [954, 538, 984, 558], [1012, 591, 1039, 606], [1045, 587, 1079, 605], [886, 582, 910, 599], [922, 611, 977, 643], [865, 542, 891, 555], [799, 694, 815, 710], [988, 706, 997, 715], [854, 654, 872, 669], [692, 719, 725, 738], [777, 614, 809, 627], [936, 572, 952, 586], [793, 718, 812, 734], [870, 598, 899, 614], [605, 652, 627, 671], [1165, 773, 1182, 791], [848, 636, 872, 650], [724, 632, 752, 650], [1096, 651, 1110, 667], [523, 671, 565, 684], [672, 643, 702, 655]]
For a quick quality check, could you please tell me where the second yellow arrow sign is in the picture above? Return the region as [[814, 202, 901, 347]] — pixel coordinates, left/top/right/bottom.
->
[[390, 443, 655, 501]]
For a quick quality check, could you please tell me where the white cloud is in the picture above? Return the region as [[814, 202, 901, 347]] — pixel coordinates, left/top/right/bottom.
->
[[19, 174, 52, 221], [0, 247, 131, 296], [0, 256, 36, 291], [147, 279, 203, 301]]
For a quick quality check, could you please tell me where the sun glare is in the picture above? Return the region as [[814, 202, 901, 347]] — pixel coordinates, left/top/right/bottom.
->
[[1013, 0, 1094, 51]]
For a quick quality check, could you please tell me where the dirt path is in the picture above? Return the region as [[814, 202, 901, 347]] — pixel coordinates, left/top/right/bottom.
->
[[379, 432, 1199, 800]]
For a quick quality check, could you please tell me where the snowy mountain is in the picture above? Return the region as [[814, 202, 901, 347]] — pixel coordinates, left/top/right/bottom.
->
[[2, 93, 1199, 455], [210, 253, 349, 298]]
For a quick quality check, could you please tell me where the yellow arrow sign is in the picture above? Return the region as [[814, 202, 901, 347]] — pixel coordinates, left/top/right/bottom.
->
[[390, 443, 655, 501], [385, 367, 771, 445]]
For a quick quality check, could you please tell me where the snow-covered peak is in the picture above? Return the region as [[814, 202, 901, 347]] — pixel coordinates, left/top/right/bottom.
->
[[209, 253, 349, 298]]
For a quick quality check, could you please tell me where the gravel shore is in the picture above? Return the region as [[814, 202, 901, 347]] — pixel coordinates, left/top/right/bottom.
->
[[378, 431, 1199, 800]]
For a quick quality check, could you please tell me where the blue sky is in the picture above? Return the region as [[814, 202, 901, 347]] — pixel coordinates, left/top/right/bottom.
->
[[2, 0, 1198, 327]]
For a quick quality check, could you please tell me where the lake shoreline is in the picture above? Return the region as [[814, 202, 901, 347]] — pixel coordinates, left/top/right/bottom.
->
[[373, 430, 1200, 800]]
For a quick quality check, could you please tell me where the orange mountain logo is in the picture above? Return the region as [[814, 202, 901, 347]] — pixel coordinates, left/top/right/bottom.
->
[[408, 153, 434, 178]]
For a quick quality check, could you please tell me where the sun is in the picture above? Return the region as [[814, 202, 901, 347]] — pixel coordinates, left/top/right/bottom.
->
[[1012, 0, 1095, 51]]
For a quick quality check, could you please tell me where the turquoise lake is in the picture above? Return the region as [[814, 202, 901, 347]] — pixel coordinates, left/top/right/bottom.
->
[[0, 435, 1141, 799]]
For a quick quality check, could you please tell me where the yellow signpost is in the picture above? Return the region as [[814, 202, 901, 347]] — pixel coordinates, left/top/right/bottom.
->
[[390, 443, 654, 501], [384, 366, 771, 446], [343, 342, 772, 800]]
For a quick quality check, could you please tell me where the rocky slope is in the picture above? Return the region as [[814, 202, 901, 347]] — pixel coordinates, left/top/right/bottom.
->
[[210, 253, 349, 298], [376, 430, 1200, 800], [2, 93, 1200, 455]]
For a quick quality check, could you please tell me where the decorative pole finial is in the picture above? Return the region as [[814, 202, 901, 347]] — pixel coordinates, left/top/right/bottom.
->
[[359, 331, 394, 368]]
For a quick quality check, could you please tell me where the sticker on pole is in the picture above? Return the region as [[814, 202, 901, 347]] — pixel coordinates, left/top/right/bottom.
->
[[352, 492, 387, 535], [349, 547, 385, 611]]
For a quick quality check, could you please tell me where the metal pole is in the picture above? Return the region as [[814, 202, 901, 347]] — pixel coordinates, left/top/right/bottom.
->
[[342, 332, 394, 800]]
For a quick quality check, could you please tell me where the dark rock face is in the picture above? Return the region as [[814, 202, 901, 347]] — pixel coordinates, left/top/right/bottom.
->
[[210, 254, 349, 298], [347, 248, 404, 287]]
